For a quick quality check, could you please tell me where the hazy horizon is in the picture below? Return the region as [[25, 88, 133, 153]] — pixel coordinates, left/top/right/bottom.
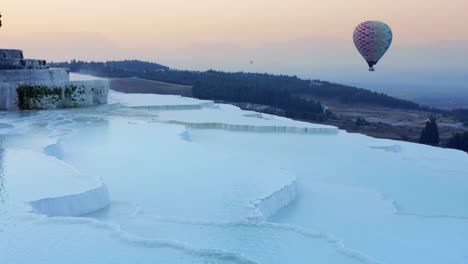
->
[[2, 0, 467, 107]]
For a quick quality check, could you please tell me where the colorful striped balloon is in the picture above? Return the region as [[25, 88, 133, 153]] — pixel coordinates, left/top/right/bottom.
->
[[353, 21, 393, 72]]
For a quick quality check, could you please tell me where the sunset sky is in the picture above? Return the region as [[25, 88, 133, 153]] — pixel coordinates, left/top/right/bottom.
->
[[1, 0, 467, 98]]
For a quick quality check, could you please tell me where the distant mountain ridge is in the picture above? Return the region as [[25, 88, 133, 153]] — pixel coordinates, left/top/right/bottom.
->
[[51, 60, 169, 75]]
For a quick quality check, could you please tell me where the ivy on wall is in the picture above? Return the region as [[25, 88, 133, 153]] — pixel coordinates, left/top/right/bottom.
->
[[17, 83, 90, 110], [17, 84, 62, 110], [63, 84, 88, 107]]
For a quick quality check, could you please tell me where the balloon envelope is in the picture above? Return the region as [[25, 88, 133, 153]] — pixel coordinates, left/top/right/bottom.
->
[[353, 21, 393, 71]]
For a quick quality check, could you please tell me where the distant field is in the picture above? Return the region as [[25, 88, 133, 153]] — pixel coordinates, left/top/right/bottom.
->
[[109, 78, 193, 97], [292, 93, 465, 143]]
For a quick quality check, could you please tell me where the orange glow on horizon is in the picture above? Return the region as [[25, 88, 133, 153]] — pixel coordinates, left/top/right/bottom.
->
[[1, 0, 467, 63]]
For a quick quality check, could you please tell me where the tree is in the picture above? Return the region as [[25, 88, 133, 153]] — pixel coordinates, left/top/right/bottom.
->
[[419, 117, 440, 146], [355, 117, 370, 127], [447, 132, 468, 153]]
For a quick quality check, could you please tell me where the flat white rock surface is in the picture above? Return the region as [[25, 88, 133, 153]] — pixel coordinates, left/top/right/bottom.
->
[[108, 90, 213, 108], [1, 89, 467, 264]]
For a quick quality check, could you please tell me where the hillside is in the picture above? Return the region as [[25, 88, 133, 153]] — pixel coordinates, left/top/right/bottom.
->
[[51, 60, 169, 76], [110, 78, 193, 97], [51, 60, 429, 110], [51, 60, 467, 144]]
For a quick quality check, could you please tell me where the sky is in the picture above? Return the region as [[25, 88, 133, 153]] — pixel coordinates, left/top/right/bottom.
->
[[1, 0, 468, 105]]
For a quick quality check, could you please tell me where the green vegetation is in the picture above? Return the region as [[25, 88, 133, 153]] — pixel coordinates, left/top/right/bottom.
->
[[306, 80, 425, 110], [447, 131, 468, 153], [419, 117, 440, 146], [190, 71, 330, 121], [17, 83, 90, 110], [17, 84, 61, 110], [63, 84, 88, 107]]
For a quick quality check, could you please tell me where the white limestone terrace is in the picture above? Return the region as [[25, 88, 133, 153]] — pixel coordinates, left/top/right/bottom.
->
[[2, 148, 109, 217], [108, 90, 214, 110], [70, 72, 107, 81], [157, 104, 338, 134], [1, 81, 468, 263], [247, 176, 298, 222], [106, 89, 338, 134]]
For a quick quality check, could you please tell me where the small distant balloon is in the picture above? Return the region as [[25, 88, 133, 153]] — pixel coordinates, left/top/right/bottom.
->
[[250, 61, 254, 64], [353, 21, 393, 72]]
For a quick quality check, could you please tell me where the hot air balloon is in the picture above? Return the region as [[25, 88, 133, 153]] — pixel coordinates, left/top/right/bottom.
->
[[353, 21, 392, 72]]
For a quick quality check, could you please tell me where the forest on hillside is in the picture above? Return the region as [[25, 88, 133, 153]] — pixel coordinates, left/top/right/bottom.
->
[[451, 109, 468, 127], [52, 61, 331, 120], [50, 60, 465, 123]]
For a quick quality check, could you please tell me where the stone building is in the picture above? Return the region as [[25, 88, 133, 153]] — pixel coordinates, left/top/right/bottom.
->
[[0, 49, 109, 110]]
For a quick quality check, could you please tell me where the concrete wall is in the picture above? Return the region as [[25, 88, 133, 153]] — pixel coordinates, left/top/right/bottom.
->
[[0, 49, 49, 70], [0, 59, 27, 70], [0, 59, 49, 70], [0, 49, 23, 59], [23, 59, 49, 70], [0, 79, 109, 110], [0, 68, 69, 83]]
